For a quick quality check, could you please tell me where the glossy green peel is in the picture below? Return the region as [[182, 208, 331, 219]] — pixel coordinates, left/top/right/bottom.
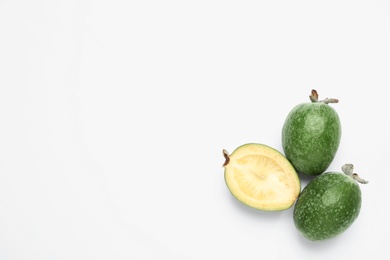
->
[[293, 164, 368, 241], [282, 90, 341, 175]]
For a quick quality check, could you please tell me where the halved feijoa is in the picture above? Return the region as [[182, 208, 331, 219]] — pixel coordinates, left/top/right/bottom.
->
[[222, 143, 301, 211]]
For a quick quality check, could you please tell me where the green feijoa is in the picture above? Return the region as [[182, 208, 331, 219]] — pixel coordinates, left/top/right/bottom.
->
[[282, 89, 341, 175], [293, 164, 368, 241]]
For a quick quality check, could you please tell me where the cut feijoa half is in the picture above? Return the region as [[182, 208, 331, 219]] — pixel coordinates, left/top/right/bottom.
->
[[222, 143, 301, 211]]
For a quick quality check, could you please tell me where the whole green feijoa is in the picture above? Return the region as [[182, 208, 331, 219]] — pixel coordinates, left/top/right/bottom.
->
[[282, 89, 341, 175], [293, 164, 368, 241]]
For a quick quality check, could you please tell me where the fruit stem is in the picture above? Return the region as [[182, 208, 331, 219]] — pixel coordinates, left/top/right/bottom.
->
[[309, 89, 319, 102], [309, 89, 339, 104], [222, 149, 230, 167], [352, 174, 369, 184], [322, 98, 339, 104], [341, 164, 369, 184]]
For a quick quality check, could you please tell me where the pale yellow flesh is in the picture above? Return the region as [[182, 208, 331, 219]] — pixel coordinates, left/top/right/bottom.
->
[[224, 144, 300, 211]]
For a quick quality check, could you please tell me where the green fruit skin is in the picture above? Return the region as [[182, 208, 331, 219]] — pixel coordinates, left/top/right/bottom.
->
[[293, 173, 361, 241], [282, 102, 341, 175]]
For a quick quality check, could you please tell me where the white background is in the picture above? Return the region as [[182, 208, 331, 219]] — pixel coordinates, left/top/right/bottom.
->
[[1, 0, 389, 259]]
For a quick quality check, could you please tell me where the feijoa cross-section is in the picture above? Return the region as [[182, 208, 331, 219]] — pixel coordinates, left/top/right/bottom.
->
[[223, 143, 301, 211]]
